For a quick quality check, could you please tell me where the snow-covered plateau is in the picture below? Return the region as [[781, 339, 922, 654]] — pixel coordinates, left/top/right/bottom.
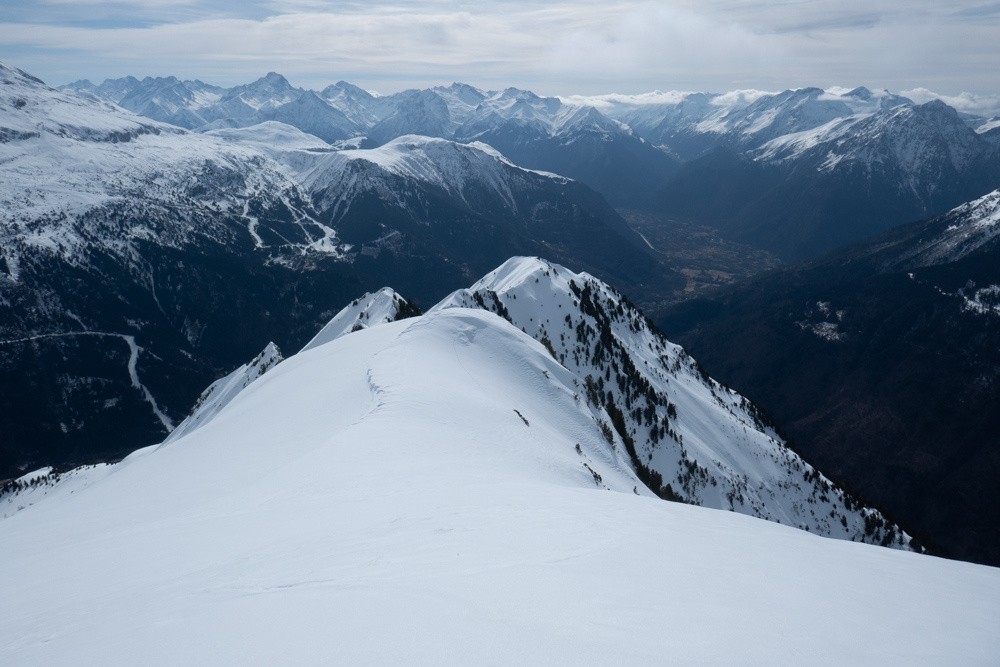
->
[[3, 260, 998, 665]]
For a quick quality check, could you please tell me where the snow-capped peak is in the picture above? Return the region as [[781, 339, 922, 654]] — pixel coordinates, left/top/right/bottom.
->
[[301, 288, 420, 352], [432, 257, 915, 548]]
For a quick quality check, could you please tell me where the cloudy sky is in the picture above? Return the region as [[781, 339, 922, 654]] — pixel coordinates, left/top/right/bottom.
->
[[2, 0, 999, 113]]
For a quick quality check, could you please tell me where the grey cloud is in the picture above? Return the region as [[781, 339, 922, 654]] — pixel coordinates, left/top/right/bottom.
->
[[1, 0, 997, 99]]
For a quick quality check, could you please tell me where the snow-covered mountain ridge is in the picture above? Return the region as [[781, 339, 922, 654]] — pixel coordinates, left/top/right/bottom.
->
[[63, 71, 680, 206], [2, 263, 996, 664], [881, 188, 1000, 268], [8, 258, 914, 550], [431, 258, 912, 546]]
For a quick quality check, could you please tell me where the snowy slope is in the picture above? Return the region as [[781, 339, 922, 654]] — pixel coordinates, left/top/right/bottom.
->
[[432, 257, 912, 547], [295, 134, 567, 218], [1, 304, 998, 664]]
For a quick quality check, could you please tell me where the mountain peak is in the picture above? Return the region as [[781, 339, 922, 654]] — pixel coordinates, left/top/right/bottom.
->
[[845, 86, 873, 99], [324, 80, 373, 98], [466, 256, 561, 293], [431, 258, 917, 546], [301, 288, 420, 352]]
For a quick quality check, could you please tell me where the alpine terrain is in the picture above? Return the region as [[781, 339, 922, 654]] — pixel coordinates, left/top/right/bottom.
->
[[2, 264, 997, 664], [0, 62, 676, 477]]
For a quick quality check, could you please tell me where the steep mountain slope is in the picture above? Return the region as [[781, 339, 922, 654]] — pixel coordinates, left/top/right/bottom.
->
[[659, 190, 1000, 565], [2, 303, 997, 664], [432, 257, 911, 546]]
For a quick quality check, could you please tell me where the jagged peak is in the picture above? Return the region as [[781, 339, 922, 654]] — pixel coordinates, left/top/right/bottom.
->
[[429, 256, 916, 548], [262, 71, 290, 84], [139, 75, 180, 86]]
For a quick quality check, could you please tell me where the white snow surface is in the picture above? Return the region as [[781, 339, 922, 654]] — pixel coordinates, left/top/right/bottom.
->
[[293, 135, 566, 219], [204, 120, 334, 151], [2, 304, 998, 665], [312, 134, 562, 186]]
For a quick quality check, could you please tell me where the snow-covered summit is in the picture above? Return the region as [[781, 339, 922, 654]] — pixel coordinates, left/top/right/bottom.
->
[[299, 135, 569, 217], [431, 257, 914, 547]]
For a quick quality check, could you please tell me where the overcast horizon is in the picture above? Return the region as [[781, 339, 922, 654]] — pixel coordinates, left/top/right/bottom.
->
[[3, 1, 1000, 116]]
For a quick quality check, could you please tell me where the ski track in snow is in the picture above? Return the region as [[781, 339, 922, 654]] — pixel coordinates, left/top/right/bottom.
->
[[0, 331, 173, 431]]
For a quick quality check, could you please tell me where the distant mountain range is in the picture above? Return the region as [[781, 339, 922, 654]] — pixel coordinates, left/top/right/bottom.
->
[[66, 75, 1000, 259], [65, 73, 679, 208], [660, 189, 1000, 565]]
